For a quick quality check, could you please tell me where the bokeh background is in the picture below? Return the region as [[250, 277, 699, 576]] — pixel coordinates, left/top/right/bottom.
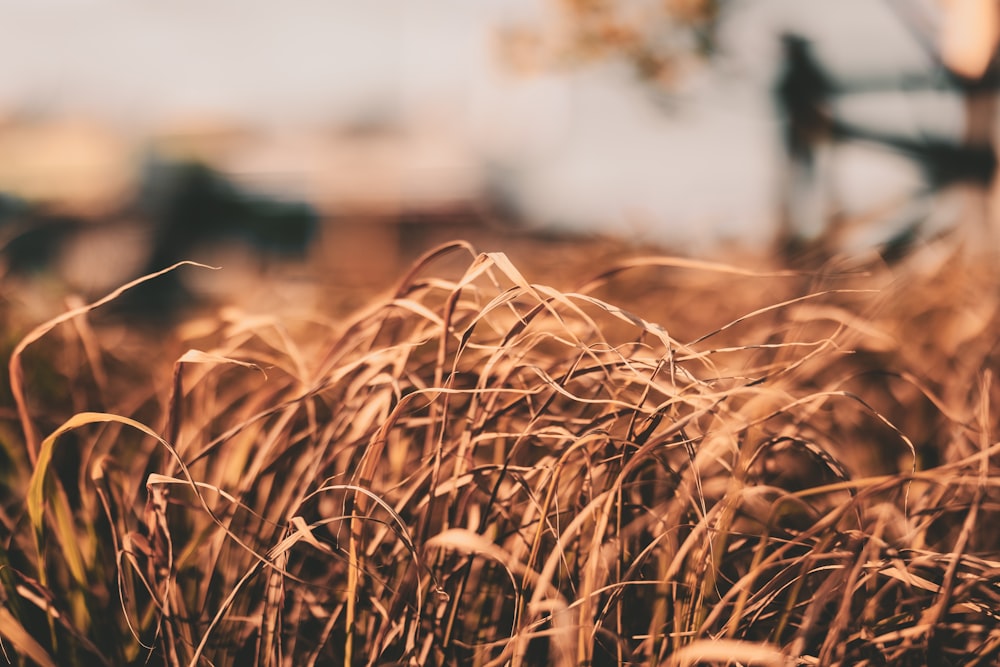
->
[[0, 0, 997, 317]]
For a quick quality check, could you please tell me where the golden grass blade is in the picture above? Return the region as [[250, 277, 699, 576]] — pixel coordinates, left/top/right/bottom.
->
[[27, 413, 149, 595], [425, 528, 536, 583], [0, 607, 58, 667], [576, 256, 801, 295], [389, 240, 479, 298], [10, 261, 217, 464], [664, 638, 790, 666], [687, 289, 877, 346], [28, 412, 167, 572], [175, 349, 268, 379]]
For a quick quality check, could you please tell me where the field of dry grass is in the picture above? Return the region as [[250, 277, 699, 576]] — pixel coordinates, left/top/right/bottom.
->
[[2, 231, 1000, 666]]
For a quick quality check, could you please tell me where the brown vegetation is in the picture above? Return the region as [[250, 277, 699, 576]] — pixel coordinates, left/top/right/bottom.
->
[[2, 234, 999, 665]]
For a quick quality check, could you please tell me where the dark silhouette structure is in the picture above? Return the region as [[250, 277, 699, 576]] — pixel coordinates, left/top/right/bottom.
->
[[111, 158, 318, 318], [774, 26, 999, 258], [774, 34, 837, 248], [0, 159, 318, 319]]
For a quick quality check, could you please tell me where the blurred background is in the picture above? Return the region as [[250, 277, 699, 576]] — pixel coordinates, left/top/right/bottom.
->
[[0, 0, 997, 317]]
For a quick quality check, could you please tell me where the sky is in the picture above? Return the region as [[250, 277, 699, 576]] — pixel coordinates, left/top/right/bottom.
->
[[0, 0, 978, 251]]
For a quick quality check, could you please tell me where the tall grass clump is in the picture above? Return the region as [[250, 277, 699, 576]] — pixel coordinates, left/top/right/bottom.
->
[[2, 238, 1000, 665]]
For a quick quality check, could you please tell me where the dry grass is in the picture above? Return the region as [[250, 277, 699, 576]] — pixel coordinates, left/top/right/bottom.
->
[[2, 236, 1000, 666]]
